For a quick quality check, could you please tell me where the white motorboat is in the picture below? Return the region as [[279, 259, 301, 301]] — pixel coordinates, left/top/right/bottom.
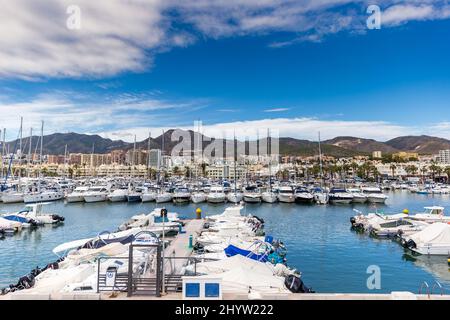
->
[[277, 186, 295, 203], [243, 186, 262, 203], [24, 190, 65, 203], [362, 187, 388, 204], [66, 186, 90, 203], [312, 187, 328, 205], [409, 206, 450, 223], [207, 185, 226, 203], [83, 186, 109, 203], [191, 192, 207, 204], [261, 191, 278, 203], [294, 187, 314, 204], [348, 188, 367, 203], [107, 189, 128, 202], [173, 187, 191, 204], [15, 203, 65, 225], [227, 190, 243, 204], [328, 188, 353, 204], [402, 223, 450, 255]]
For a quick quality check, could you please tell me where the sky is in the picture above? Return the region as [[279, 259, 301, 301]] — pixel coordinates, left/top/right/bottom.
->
[[1, 0, 450, 142]]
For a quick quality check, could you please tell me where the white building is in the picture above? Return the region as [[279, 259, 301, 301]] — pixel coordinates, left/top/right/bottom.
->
[[438, 150, 450, 164], [149, 149, 162, 168]]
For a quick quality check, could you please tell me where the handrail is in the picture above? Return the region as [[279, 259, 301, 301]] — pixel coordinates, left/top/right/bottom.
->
[[419, 281, 430, 298], [431, 280, 444, 296]]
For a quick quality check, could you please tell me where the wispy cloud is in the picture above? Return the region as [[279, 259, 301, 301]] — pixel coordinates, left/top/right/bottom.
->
[[264, 108, 290, 112]]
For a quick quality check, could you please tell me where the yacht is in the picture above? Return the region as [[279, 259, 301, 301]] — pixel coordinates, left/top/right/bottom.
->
[[107, 189, 128, 202], [24, 189, 65, 203], [83, 186, 109, 203], [207, 185, 226, 203], [362, 187, 388, 204], [243, 185, 262, 203], [127, 188, 143, 202], [409, 206, 450, 223], [191, 191, 207, 204], [277, 186, 295, 203], [294, 186, 314, 204], [402, 223, 450, 255], [227, 189, 243, 203], [173, 187, 191, 204], [261, 189, 278, 203], [66, 186, 90, 203], [312, 187, 328, 205], [1, 192, 25, 204], [155, 190, 173, 203], [347, 188, 367, 204], [328, 188, 353, 204], [141, 187, 158, 202]]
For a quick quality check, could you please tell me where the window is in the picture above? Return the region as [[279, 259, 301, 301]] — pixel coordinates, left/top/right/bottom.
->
[[205, 283, 220, 297], [185, 283, 200, 297]]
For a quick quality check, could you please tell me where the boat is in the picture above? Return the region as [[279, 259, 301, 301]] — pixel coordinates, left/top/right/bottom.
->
[[347, 188, 367, 203], [172, 187, 191, 204], [402, 223, 450, 255], [24, 189, 65, 203], [409, 206, 450, 223], [12, 203, 65, 225], [243, 185, 262, 203], [107, 188, 128, 202], [66, 186, 90, 203], [83, 186, 109, 203], [207, 185, 226, 203], [312, 187, 328, 205], [328, 188, 353, 204], [362, 187, 388, 204], [277, 186, 295, 203], [1, 192, 24, 204], [227, 191, 243, 204], [294, 186, 314, 204], [141, 187, 157, 202], [191, 191, 207, 204], [261, 191, 278, 203], [155, 190, 173, 203], [126, 190, 142, 202]]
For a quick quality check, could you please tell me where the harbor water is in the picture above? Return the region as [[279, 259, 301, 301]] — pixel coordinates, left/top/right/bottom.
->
[[1, 190, 449, 294]]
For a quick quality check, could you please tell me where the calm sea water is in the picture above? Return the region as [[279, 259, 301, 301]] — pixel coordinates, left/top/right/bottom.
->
[[1, 191, 449, 294]]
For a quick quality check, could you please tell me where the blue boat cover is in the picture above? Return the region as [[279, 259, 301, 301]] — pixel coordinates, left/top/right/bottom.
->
[[224, 244, 268, 262], [3, 215, 28, 223]]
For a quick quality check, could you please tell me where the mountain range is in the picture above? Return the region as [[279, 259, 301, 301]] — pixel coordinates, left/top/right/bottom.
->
[[3, 131, 450, 158]]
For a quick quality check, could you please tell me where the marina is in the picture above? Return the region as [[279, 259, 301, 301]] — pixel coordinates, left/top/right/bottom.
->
[[1, 187, 450, 298]]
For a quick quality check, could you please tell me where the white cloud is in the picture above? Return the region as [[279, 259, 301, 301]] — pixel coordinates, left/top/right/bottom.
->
[[1, 1, 450, 79], [264, 108, 290, 112]]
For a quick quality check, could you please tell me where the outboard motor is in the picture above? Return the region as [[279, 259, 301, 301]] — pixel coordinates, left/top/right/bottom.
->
[[401, 238, 417, 249], [52, 215, 65, 223], [284, 275, 314, 293], [350, 217, 356, 225]]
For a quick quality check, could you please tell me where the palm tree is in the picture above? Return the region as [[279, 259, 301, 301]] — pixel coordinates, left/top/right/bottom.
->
[[405, 165, 418, 176], [445, 166, 450, 182], [390, 164, 397, 178]]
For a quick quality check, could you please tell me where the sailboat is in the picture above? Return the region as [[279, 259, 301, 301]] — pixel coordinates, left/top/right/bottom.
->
[[261, 129, 277, 203], [23, 121, 64, 203], [313, 132, 329, 205], [227, 133, 243, 204]]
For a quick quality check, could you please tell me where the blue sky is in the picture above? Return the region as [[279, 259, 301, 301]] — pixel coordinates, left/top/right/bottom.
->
[[1, 1, 450, 142]]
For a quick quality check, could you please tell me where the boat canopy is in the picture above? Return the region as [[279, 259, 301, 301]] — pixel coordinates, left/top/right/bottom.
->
[[410, 223, 450, 245]]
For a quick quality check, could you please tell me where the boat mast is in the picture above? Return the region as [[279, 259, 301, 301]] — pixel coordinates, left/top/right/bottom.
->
[[267, 128, 272, 192], [147, 131, 151, 180], [18, 117, 23, 180], [0, 128, 5, 179], [39, 120, 44, 192], [318, 131, 324, 188], [64, 144, 68, 179], [27, 127, 32, 180], [234, 131, 237, 196]]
